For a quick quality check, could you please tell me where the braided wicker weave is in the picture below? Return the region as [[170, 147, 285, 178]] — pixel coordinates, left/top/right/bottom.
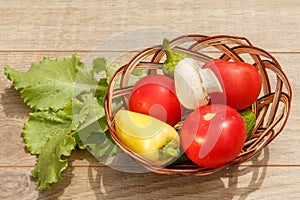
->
[[104, 34, 292, 175]]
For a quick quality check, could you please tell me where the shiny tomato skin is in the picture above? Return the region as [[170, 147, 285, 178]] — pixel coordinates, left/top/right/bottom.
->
[[203, 59, 262, 110], [132, 74, 176, 94], [129, 76, 183, 126], [180, 104, 246, 168]]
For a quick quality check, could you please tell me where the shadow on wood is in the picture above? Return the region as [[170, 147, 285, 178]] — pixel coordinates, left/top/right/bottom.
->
[[1, 86, 32, 119], [85, 147, 269, 199]]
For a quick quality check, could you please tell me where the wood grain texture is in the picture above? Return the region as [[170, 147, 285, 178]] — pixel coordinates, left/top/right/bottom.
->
[[0, 0, 300, 51], [1, 161, 300, 200], [1, 0, 300, 199]]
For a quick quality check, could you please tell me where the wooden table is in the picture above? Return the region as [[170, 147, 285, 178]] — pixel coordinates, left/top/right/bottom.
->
[[1, 1, 299, 199]]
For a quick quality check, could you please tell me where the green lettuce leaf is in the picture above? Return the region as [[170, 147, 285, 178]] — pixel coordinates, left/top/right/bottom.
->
[[75, 94, 122, 156], [4, 54, 124, 190], [105, 63, 121, 82], [23, 103, 84, 190], [86, 130, 121, 158], [75, 93, 106, 149], [31, 133, 76, 190], [92, 57, 107, 73], [4, 54, 98, 111], [23, 92, 123, 190]]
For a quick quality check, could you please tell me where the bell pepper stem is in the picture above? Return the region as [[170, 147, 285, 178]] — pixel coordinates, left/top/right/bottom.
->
[[159, 140, 180, 161]]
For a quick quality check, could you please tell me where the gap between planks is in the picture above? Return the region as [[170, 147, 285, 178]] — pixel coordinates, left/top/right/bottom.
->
[[1, 164, 300, 168], [0, 50, 300, 54]]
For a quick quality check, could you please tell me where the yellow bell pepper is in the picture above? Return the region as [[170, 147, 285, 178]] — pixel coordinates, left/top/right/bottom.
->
[[114, 110, 180, 166]]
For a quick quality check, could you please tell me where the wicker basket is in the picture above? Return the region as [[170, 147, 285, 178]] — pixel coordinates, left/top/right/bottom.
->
[[104, 34, 292, 175]]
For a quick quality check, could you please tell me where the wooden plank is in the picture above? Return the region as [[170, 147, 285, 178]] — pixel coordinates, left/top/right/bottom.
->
[[1, 165, 299, 199], [0, 168, 39, 200], [0, 0, 300, 52]]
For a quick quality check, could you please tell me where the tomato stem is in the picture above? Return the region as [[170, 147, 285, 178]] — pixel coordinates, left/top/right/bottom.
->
[[204, 113, 216, 121]]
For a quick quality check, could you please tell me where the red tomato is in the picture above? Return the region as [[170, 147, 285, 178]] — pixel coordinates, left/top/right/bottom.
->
[[132, 74, 176, 93], [129, 74, 183, 126], [180, 104, 246, 168], [203, 59, 262, 110]]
